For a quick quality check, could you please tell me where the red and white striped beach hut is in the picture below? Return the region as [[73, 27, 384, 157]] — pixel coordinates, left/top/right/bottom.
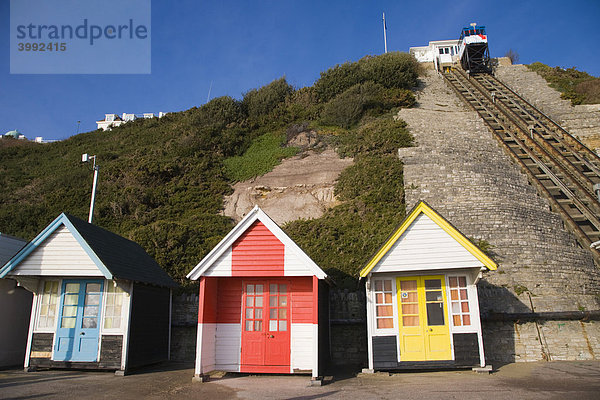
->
[[187, 206, 328, 382]]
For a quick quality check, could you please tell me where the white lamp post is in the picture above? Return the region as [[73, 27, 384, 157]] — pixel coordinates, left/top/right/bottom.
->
[[82, 153, 99, 223]]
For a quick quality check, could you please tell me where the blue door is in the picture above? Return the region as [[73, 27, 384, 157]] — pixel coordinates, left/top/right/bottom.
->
[[54, 280, 103, 362]]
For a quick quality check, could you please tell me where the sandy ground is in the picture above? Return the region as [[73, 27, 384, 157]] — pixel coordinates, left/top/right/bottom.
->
[[2, 361, 600, 399]]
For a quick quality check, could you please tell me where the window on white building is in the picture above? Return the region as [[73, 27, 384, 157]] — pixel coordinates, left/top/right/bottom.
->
[[374, 279, 394, 329], [104, 282, 126, 329], [449, 276, 471, 326], [37, 281, 59, 330]]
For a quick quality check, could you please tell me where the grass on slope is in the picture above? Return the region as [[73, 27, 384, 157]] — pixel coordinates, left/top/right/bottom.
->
[[527, 62, 600, 105], [224, 132, 299, 182]]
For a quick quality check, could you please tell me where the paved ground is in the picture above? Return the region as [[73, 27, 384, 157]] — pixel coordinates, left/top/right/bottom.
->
[[1, 361, 600, 399]]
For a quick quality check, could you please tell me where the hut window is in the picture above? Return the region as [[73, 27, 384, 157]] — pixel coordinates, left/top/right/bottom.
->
[[449, 276, 470, 326], [37, 280, 59, 330], [374, 279, 394, 329], [104, 282, 125, 329]]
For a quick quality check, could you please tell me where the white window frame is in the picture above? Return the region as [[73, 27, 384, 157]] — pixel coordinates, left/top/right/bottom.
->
[[34, 279, 61, 333], [446, 274, 478, 333], [371, 277, 398, 335], [100, 280, 128, 334]]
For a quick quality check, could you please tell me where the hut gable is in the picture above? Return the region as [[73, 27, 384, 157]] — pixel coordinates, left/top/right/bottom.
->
[[360, 201, 496, 277], [1, 213, 176, 287], [188, 206, 326, 280]]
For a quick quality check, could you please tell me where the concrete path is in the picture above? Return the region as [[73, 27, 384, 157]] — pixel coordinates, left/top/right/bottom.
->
[[1, 361, 599, 399]]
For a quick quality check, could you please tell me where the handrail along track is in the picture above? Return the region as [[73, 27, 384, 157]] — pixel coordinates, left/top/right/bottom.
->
[[443, 67, 600, 266]]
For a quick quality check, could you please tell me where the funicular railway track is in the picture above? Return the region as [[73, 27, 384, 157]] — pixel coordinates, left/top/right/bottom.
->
[[443, 67, 600, 265]]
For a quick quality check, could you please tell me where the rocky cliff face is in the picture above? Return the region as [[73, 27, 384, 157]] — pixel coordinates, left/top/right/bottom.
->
[[223, 148, 353, 225]]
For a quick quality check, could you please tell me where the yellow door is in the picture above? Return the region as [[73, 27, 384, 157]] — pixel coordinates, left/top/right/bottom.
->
[[397, 276, 452, 361]]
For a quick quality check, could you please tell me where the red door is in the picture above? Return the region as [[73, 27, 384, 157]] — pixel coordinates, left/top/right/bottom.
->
[[241, 280, 290, 372]]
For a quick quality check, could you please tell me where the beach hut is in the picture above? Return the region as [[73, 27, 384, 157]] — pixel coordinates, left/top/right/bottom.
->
[[359, 201, 497, 370], [0, 213, 177, 374], [0, 233, 30, 367], [187, 206, 329, 383]]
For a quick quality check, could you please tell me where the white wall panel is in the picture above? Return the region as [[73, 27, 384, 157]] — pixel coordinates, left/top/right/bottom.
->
[[12, 226, 102, 276], [284, 247, 312, 277], [372, 214, 482, 273], [203, 248, 232, 277], [214, 323, 241, 371], [290, 323, 314, 371], [200, 323, 216, 372]]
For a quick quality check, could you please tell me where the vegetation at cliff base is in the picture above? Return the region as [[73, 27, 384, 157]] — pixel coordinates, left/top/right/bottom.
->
[[527, 62, 600, 105], [0, 52, 420, 287]]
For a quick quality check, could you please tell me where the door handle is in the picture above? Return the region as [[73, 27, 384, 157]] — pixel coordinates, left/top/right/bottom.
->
[[267, 334, 274, 338], [80, 332, 85, 335]]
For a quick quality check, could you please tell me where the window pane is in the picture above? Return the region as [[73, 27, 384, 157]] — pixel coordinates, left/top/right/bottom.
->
[[403, 315, 419, 326], [426, 303, 445, 326], [270, 284, 277, 294], [86, 294, 100, 306], [255, 320, 262, 331], [400, 280, 417, 291], [115, 295, 123, 306], [279, 308, 287, 319], [374, 280, 382, 291], [424, 279, 441, 290], [65, 283, 80, 293], [453, 315, 462, 326], [246, 308, 253, 319], [270, 296, 277, 307], [61, 317, 76, 328], [65, 294, 79, 306], [63, 305, 77, 317], [450, 289, 459, 301], [460, 289, 468, 300], [245, 321, 253, 331], [384, 293, 393, 303], [377, 318, 393, 329], [84, 306, 98, 317], [383, 280, 392, 292], [39, 316, 47, 328], [105, 318, 113, 329], [86, 283, 101, 293], [449, 277, 458, 288], [279, 285, 287, 295], [269, 320, 277, 331], [451, 302, 460, 313], [107, 294, 115, 306], [377, 305, 393, 317], [255, 308, 262, 319], [255, 285, 263, 295], [279, 320, 287, 331], [255, 296, 263, 307], [402, 292, 418, 302], [402, 303, 418, 314], [40, 305, 49, 316], [48, 307, 56, 317], [247, 285, 254, 295], [461, 301, 470, 312], [113, 318, 121, 329], [279, 296, 287, 307], [426, 291, 443, 302], [82, 317, 97, 329], [270, 308, 277, 319], [462, 315, 471, 325], [458, 277, 467, 287], [376, 293, 383, 304], [247, 296, 254, 307]]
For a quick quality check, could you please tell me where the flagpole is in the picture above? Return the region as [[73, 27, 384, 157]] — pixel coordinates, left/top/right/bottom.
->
[[383, 12, 388, 54]]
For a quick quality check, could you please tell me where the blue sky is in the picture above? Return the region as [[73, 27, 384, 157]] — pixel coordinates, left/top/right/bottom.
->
[[1, 0, 599, 141]]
